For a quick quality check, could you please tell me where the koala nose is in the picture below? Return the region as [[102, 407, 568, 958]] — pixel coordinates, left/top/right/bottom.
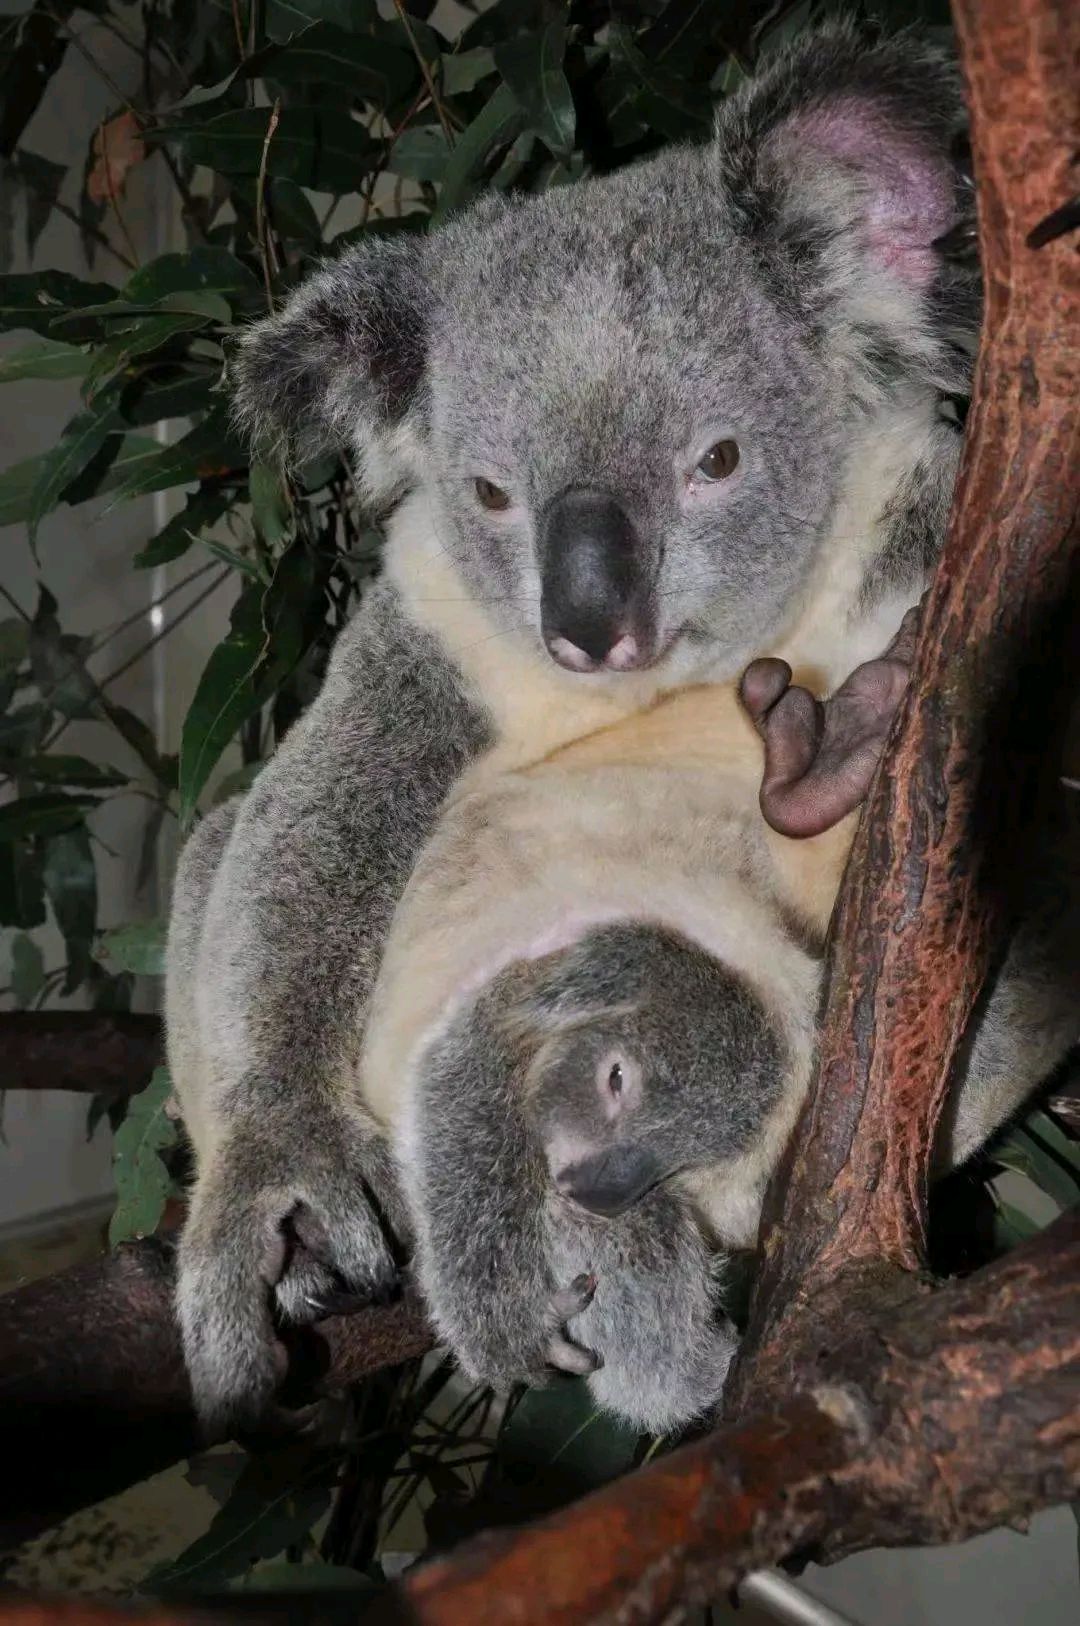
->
[[554, 1143, 662, 1217], [539, 488, 654, 673]]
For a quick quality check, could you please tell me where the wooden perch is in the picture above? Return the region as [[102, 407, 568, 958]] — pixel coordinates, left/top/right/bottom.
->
[[0, 1242, 432, 1550], [0, 1012, 160, 1097]]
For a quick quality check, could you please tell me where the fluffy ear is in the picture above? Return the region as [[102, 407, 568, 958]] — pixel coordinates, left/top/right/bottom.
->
[[230, 234, 428, 500], [716, 21, 976, 387]]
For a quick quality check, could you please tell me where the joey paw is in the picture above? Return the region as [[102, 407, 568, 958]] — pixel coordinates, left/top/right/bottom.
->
[[543, 1272, 602, 1377]]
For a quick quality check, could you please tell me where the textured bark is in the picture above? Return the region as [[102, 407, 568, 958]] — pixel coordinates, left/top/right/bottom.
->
[[0, 1242, 433, 1549], [724, 0, 1080, 1413], [0, 1012, 160, 1097]]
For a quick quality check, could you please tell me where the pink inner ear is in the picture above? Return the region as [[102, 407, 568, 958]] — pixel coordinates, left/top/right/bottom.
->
[[784, 99, 956, 287]]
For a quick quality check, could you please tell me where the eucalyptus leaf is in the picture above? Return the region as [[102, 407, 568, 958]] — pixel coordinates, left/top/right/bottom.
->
[[0, 791, 99, 840], [154, 108, 379, 192], [133, 488, 232, 569], [0, 270, 117, 338], [109, 1065, 180, 1245], [26, 400, 121, 550], [102, 408, 246, 508], [431, 83, 524, 224], [82, 312, 212, 403], [441, 46, 497, 97], [178, 584, 268, 827], [0, 338, 88, 383], [97, 918, 168, 976], [11, 754, 128, 788], [240, 23, 416, 107], [43, 824, 97, 993], [9, 932, 45, 1005], [495, 20, 575, 157], [249, 462, 291, 546]]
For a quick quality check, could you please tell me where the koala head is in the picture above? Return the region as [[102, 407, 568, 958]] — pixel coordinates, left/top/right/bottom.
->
[[234, 23, 974, 680], [504, 923, 784, 1217]]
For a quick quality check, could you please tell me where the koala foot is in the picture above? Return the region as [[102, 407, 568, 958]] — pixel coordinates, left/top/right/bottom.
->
[[176, 1127, 404, 1441], [741, 598, 922, 837]]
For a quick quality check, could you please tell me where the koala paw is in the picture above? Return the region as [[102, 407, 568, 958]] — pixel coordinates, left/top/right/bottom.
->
[[176, 1129, 403, 1440], [544, 1273, 602, 1377]]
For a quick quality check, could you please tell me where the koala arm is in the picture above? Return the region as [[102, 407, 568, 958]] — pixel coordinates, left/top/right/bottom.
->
[[166, 581, 489, 1437]]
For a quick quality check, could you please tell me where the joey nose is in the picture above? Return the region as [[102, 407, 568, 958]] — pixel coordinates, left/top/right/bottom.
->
[[540, 488, 653, 672], [555, 1144, 662, 1217]]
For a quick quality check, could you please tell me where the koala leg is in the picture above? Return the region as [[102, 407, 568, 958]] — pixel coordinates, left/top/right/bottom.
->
[[543, 1190, 736, 1438]]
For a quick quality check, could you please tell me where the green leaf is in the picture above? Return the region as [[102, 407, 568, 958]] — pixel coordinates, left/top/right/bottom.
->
[[0, 338, 88, 383], [492, 1381, 643, 1524], [264, 0, 380, 42], [495, 20, 575, 158], [43, 824, 97, 993], [232, 1563, 376, 1593], [249, 462, 290, 546], [29, 585, 97, 719], [178, 585, 267, 828], [9, 932, 45, 1005], [81, 313, 212, 403], [0, 838, 46, 929], [133, 488, 232, 569], [119, 369, 219, 430], [26, 400, 121, 550], [431, 83, 524, 225], [7, 753, 128, 788], [100, 698, 176, 789], [0, 617, 29, 674], [0, 270, 116, 337], [123, 247, 260, 307], [242, 23, 416, 107], [441, 47, 497, 97], [0, 792, 98, 840], [0, 433, 162, 527], [102, 408, 246, 508], [145, 1445, 337, 1593], [109, 1066, 180, 1245], [386, 126, 451, 183], [154, 108, 379, 192], [606, 24, 714, 141], [12, 150, 68, 260], [97, 918, 168, 977], [0, 3, 69, 158]]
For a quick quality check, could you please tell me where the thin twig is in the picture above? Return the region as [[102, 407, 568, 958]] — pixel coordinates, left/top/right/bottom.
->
[[393, 0, 454, 150], [87, 560, 218, 658], [255, 99, 282, 314]]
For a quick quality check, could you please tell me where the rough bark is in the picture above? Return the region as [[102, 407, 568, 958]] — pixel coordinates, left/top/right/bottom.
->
[[0, 1012, 160, 1097], [0, 1242, 432, 1550], [724, 0, 1080, 1413]]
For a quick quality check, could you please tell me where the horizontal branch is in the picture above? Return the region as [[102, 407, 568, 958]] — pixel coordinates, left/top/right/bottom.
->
[[0, 1239, 433, 1549], [0, 1012, 160, 1097], [368, 1209, 1079, 1625]]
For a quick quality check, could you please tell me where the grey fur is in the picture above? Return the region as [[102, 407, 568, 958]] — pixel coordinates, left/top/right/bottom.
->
[[408, 938, 740, 1436], [167, 22, 995, 1436]]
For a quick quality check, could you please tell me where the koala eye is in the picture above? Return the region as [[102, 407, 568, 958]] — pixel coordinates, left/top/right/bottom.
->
[[696, 439, 740, 481], [475, 477, 511, 512], [607, 1062, 624, 1098]]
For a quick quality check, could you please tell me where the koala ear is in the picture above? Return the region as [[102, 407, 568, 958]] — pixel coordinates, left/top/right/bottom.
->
[[230, 234, 428, 500], [716, 23, 970, 324]]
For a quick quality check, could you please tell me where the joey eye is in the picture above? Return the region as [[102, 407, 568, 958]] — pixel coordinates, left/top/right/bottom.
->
[[475, 477, 511, 512], [696, 439, 740, 481], [607, 1062, 624, 1098]]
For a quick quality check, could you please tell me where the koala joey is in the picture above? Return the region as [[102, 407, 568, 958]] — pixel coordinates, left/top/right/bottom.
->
[[167, 21, 988, 1438], [366, 661, 1080, 1436]]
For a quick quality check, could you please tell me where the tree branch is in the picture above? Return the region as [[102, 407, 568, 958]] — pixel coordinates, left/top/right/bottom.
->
[[724, 0, 1080, 1414], [0, 1012, 160, 1097], [0, 1241, 433, 1549]]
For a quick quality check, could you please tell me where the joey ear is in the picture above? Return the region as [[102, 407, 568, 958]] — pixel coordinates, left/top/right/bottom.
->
[[716, 22, 967, 296], [230, 234, 428, 500]]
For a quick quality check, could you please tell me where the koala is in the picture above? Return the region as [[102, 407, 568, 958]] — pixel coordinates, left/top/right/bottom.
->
[[366, 669, 1080, 1435], [167, 21, 986, 1438]]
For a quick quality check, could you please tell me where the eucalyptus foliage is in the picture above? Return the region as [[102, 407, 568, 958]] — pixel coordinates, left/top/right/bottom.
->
[[1, 0, 1073, 1590]]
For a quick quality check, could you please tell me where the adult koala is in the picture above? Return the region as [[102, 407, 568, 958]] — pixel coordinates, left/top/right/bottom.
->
[[167, 22, 977, 1437]]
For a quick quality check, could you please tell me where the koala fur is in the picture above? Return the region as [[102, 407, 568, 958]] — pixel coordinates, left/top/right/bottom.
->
[[361, 682, 1080, 1434], [167, 22, 992, 1437]]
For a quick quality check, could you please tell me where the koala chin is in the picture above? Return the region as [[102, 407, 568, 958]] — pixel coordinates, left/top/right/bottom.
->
[[163, 22, 1075, 1442]]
